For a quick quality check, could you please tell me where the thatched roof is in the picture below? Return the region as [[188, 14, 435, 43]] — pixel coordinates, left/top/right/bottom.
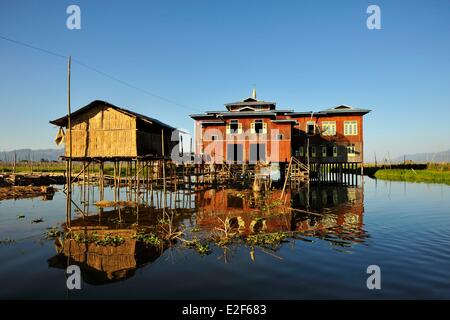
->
[[49, 100, 174, 130]]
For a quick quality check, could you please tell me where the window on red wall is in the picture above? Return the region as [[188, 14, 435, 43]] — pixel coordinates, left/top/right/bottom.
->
[[307, 121, 315, 135]]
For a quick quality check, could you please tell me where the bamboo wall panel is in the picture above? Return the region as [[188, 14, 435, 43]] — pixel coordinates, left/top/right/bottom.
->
[[65, 105, 137, 158]]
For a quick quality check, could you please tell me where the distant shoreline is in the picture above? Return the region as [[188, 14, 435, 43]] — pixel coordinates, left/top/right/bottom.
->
[[364, 163, 450, 185]]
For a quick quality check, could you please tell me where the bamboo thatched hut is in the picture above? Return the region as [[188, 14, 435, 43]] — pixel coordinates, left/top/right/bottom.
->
[[49, 100, 174, 160]]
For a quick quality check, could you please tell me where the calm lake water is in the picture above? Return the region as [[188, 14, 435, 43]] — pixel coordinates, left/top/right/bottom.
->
[[1, 177, 449, 299]]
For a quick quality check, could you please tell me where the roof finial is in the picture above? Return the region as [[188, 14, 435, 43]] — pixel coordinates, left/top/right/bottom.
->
[[252, 87, 257, 100]]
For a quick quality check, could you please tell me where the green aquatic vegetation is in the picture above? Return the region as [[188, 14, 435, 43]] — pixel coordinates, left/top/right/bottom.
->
[[133, 231, 161, 246], [249, 217, 267, 233], [31, 217, 44, 224], [72, 232, 99, 244], [44, 227, 61, 239], [190, 226, 201, 233], [16, 215, 25, 219], [374, 169, 450, 185], [0, 238, 16, 244], [261, 199, 284, 211], [184, 238, 212, 255], [216, 237, 230, 247], [196, 242, 211, 255], [246, 232, 289, 248], [95, 233, 125, 246]]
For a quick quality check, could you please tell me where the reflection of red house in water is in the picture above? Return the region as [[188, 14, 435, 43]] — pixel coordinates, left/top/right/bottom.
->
[[195, 186, 365, 238], [196, 188, 292, 233], [190, 89, 371, 165]]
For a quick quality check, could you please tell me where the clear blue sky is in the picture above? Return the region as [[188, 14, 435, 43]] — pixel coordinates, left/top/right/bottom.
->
[[1, 0, 449, 161]]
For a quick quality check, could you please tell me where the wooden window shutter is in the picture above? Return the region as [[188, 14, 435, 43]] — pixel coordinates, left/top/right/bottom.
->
[[333, 146, 338, 157], [263, 122, 267, 134], [250, 122, 255, 134], [226, 124, 230, 134], [238, 123, 243, 134]]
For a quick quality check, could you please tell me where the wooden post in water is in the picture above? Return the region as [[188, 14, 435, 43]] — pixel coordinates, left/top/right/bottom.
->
[[162, 129, 167, 208], [66, 56, 72, 226], [29, 152, 33, 174], [13, 152, 16, 175]]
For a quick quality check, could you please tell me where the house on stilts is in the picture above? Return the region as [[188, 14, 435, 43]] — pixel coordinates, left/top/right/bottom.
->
[[190, 89, 371, 184]]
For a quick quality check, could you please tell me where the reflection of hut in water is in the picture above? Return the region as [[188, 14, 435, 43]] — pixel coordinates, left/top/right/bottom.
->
[[48, 204, 192, 285], [48, 228, 162, 285]]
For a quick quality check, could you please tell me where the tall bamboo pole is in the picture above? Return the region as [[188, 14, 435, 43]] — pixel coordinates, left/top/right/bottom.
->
[[66, 56, 72, 226], [162, 129, 166, 208]]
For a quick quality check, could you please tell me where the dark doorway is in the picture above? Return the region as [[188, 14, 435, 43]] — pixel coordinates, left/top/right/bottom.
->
[[250, 143, 266, 163], [227, 143, 243, 163], [327, 146, 333, 157]]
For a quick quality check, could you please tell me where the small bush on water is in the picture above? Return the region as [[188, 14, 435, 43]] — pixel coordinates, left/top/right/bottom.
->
[[72, 232, 125, 246], [246, 232, 289, 247], [184, 238, 212, 255], [133, 231, 161, 246], [95, 233, 125, 246], [44, 227, 61, 239], [31, 217, 44, 224], [72, 232, 99, 244], [0, 238, 15, 244]]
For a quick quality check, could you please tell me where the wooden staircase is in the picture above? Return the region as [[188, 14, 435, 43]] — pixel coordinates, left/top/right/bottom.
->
[[284, 157, 309, 183], [280, 157, 309, 199]]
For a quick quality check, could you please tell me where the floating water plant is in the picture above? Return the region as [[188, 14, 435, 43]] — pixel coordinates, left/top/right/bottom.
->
[[184, 238, 212, 255], [31, 217, 44, 224], [0, 238, 16, 244], [95, 233, 125, 246], [260, 199, 284, 213], [249, 217, 267, 233], [195, 242, 211, 255], [190, 226, 200, 233], [246, 232, 289, 248], [16, 214, 25, 219], [72, 232, 125, 246], [44, 227, 61, 239], [72, 232, 98, 244], [133, 231, 161, 246]]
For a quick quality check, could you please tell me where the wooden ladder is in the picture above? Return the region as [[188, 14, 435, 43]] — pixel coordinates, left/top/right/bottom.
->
[[280, 157, 310, 200]]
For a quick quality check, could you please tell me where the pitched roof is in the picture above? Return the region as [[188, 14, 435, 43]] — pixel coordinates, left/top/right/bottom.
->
[[289, 105, 371, 116], [224, 100, 276, 107], [317, 105, 371, 115], [49, 100, 174, 130]]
